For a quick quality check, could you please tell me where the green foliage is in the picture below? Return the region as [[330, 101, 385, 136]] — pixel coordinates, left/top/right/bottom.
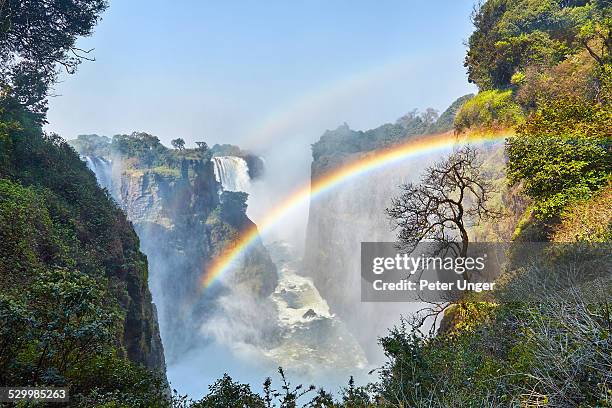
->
[[454, 89, 524, 132], [0, 0, 108, 119], [210, 143, 246, 156], [69, 355, 172, 408], [195, 141, 209, 151], [112, 132, 170, 167], [69, 134, 112, 157], [10, 268, 119, 384], [171, 138, 186, 150], [506, 97, 611, 217], [465, 0, 611, 91], [220, 191, 249, 223], [191, 374, 265, 408]]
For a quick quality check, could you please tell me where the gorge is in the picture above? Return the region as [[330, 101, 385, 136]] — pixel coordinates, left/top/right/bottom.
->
[[76, 134, 372, 394], [70, 95, 477, 394]]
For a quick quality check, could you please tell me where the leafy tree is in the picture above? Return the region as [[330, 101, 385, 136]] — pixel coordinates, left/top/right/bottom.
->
[[0, 0, 108, 119], [340, 376, 373, 407], [171, 138, 186, 150], [192, 374, 265, 408], [70, 134, 111, 156], [464, 0, 611, 90], [574, 0, 612, 65], [29, 268, 119, 383], [195, 141, 209, 151], [387, 146, 499, 261], [112, 131, 169, 167]]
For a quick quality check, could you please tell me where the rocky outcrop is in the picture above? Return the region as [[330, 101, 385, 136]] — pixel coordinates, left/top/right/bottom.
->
[[115, 158, 277, 361]]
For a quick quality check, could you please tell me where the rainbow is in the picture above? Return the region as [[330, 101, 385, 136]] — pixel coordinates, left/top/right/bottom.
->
[[200, 130, 511, 289]]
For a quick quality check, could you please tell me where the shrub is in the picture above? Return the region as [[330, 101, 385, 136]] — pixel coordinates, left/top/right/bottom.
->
[[454, 90, 524, 132], [506, 97, 611, 218], [552, 183, 612, 242]]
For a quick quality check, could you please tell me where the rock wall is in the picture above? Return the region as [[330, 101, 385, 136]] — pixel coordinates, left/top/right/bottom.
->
[[302, 119, 462, 359], [115, 158, 277, 361]]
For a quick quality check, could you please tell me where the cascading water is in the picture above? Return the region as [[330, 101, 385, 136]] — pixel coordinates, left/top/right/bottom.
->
[[82, 155, 113, 191], [212, 156, 251, 192], [264, 241, 367, 377]]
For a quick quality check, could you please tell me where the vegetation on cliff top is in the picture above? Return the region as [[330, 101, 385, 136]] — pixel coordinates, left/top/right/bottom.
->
[[311, 94, 473, 161]]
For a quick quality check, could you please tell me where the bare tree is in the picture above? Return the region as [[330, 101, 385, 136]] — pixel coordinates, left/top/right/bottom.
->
[[387, 146, 498, 260]]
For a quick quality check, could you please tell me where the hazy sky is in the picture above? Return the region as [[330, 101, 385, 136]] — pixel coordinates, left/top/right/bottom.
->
[[46, 0, 478, 151]]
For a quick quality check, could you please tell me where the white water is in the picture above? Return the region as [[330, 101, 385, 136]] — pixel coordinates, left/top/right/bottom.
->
[[80, 151, 371, 395], [212, 156, 251, 192], [179, 240, 369, 398], [82, 155, 113, 191], [264, 241, 367, 378]]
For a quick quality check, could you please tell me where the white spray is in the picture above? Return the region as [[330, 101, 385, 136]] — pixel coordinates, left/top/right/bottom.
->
[[82, 155, 113, 192]]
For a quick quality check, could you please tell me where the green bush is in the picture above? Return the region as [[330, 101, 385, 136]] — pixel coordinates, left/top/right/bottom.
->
[[506, 97, 611, 218], [454, 90, 524, 132]]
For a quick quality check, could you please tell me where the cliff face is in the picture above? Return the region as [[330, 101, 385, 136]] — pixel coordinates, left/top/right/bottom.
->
[[113, 158, 277, 361], [109, 214, 167, 372], [303, 141, 431, 356], [302, 99, 475, 357], [0, 105, 167, 382]]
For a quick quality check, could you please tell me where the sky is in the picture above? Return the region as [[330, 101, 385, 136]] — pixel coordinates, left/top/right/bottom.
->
[[46, 0, 478, 152]]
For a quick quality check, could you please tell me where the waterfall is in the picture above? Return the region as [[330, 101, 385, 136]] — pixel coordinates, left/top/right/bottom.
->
[[82, 155, 113, 191], [212, 156, 251, 192]]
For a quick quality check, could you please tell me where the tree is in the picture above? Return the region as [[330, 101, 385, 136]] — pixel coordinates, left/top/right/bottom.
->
[[195, 141, 209, 151], [421, 107, 439, 126], [0, 0, 108, 119], [464, 0, 611, 90], [171, 138, 186, 150], [191, 374, 265, 408], [386, 146, 498, 261], [573, 0, 612, 66], [29, 268, 118, 382]]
